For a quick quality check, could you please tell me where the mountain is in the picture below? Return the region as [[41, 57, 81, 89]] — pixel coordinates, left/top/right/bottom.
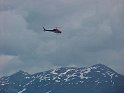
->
[[0, 64, 124, 93]]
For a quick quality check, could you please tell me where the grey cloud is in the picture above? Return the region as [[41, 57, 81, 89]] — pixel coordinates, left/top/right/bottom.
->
[[0, 0, 124, 76]]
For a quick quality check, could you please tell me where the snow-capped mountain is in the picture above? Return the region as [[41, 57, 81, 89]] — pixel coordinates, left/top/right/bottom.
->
[[0, 64, 124, 93]]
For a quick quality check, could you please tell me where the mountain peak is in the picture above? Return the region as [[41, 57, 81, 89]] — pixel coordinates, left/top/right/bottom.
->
[[92, 63, 107, 68], [16, 70, 25, 73], [9, 70, 30, 80], [12, 70, 29, 76], [91, 63, 117, 73]]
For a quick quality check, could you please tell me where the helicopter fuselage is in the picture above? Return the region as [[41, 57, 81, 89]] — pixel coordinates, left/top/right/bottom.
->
[[43, 27, 61, 33]]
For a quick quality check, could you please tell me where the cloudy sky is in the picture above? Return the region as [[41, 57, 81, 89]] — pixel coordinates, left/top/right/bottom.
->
[[0, 0, 124, 76]]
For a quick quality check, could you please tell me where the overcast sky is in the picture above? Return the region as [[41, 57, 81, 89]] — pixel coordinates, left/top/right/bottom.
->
[[0, 0, 124, 77]]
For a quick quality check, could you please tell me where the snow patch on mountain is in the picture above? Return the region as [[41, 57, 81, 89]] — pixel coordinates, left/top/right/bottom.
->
[[17, 88, 26, 93]]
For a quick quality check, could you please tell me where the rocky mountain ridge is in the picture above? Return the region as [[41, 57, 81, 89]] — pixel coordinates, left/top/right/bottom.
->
[[0, 64, 124, 93]]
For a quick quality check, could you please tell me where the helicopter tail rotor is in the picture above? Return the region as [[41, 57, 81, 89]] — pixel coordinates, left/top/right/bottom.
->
[[43, 27, 46, 31]]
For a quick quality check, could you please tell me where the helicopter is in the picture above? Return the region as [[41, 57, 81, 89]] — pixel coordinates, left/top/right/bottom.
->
[[43, 27, 62, 33]]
